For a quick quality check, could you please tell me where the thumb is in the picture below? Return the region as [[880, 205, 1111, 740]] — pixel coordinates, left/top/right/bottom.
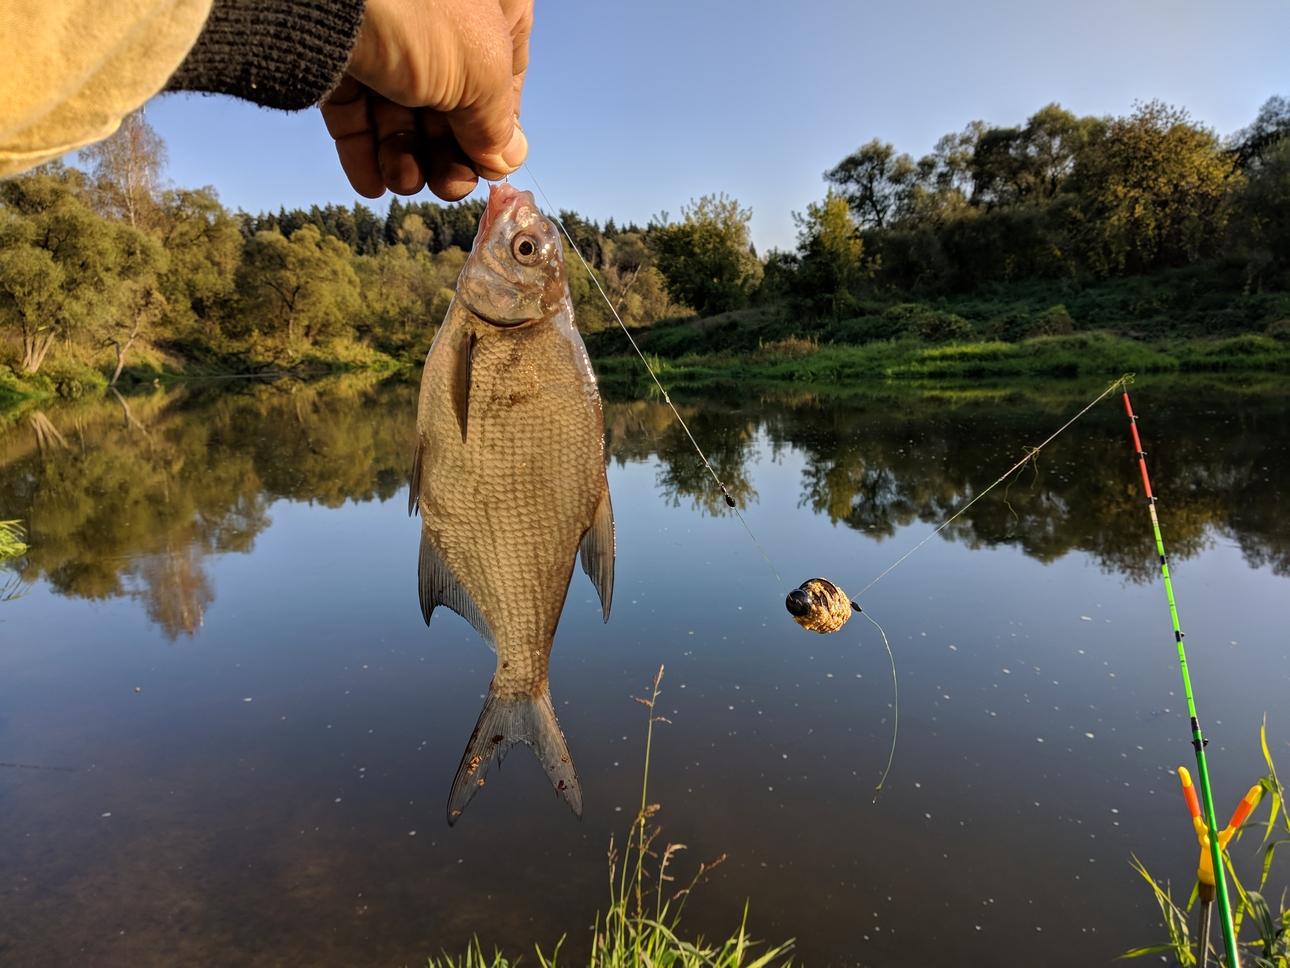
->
[[448, 81, 527, 180]]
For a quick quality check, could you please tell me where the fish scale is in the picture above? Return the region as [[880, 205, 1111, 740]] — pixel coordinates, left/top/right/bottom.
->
[[411, 183, 613, 824]]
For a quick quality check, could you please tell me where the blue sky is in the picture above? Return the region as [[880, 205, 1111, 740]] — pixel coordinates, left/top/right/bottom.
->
[[145, 0, 1289, 252]]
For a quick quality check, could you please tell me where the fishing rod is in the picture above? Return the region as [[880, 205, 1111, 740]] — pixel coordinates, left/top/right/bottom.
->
[[1123, 391, 1240, 968]]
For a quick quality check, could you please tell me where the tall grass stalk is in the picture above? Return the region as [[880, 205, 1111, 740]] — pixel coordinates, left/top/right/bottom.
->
[[426, 665, 792, 968], [1123, 718, 1290, 966]]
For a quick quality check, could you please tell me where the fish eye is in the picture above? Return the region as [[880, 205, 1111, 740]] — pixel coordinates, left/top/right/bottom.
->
[[512, 234, 541, 265]]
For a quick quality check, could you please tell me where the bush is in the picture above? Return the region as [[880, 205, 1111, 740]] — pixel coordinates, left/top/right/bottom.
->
[[1027, 304, 1077, 337], [877, 303, 973, 343], [755, 336, 818, 359], [914, 310, 973, 342], [833, 312, 908, 344], [985, 311, 1033, 341], [36, 358, 107, 399], [1266, 319, 1290, 341]]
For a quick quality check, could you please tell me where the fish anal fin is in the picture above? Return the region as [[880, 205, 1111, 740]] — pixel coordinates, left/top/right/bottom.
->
[[418, 527, 492, 644], [448, 688, 581, 825], [408, 438, 425, 517], [451, 330, 476, 443], [579, 484, 615, 623]]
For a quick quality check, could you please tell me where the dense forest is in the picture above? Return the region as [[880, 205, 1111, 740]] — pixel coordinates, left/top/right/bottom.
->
[[1, 95, 1287, 402]]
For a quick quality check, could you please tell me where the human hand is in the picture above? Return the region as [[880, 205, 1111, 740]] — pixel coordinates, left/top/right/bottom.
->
[[320, 0, 532, 201]]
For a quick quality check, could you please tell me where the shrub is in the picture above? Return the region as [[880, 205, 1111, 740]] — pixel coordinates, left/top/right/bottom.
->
[[915, 310, 973, 342], [1027, 304, 1077, 337], [1266, 319, 1290, 341]]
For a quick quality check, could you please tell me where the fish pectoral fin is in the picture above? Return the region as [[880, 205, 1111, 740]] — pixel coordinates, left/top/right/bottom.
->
[[579, 484, 615, 623], [418, 527, 493, 645], [448, 687, 582, 825], [408, 438, 425, 517], [451, 329, 476, 443]]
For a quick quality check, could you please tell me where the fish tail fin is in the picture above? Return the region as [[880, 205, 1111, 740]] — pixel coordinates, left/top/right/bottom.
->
[[447, 686, 582, 825]]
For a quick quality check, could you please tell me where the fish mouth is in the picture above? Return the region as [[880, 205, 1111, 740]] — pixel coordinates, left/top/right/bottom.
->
[[476, 182, 533, 241]]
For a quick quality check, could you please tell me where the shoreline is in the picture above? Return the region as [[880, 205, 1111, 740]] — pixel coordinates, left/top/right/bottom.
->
[[4, 330, 1288, 415]]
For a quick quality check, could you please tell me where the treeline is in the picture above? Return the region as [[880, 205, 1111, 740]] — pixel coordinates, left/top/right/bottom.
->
[[2, 97, 1288, 397], [772, 97, 1290, 322], [0, 113, 683, 392]]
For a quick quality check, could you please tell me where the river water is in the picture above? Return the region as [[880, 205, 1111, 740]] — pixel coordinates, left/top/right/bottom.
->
[[0, 374, 1287, 966]]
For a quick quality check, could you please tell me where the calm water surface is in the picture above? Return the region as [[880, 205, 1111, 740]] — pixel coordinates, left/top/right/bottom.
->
[[1, 375, 1287, 967]]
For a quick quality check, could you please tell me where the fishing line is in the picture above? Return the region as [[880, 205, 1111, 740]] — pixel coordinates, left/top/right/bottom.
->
[[852, 374, 1132, 600], [862, 610, 898, 802], [523, 164, 783, 588]]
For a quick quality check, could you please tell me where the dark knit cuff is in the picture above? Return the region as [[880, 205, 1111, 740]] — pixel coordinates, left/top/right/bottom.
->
[[165, 0, 366, 110]]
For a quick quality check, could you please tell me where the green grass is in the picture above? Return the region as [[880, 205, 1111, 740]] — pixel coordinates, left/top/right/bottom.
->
[[1122, 718, 1290, 967], [0, 520, 26, 563], [592, 331, 1290, 397], [424, 668, 792, 968]]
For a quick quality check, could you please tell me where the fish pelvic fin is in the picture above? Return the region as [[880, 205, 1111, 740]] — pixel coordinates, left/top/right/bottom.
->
[[579, 483, 615, 623], [447, 686, 582, 825], [418, 526, 493, 645]]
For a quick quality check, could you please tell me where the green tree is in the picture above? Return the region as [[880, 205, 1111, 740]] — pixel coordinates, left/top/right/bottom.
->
[[967, 106, 1093, 208], [0, 167, 122, 373], [649, 194, 762, 316], [354, 243, 461, 355], [236, 225, 361, 344], [792, 191, 865, 318], [1233, 138, 1290, 282], [1232, 94, 1290, 169], [825, 139, 919, 229], [397, 213, 433, 249], [95, 224, 168, 385], [1071, 100, 1239, 273], [156, 187, 242, 332]]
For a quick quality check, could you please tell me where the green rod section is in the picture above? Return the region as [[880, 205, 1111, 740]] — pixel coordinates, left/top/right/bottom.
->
[[1123, 391, 1239, 968]]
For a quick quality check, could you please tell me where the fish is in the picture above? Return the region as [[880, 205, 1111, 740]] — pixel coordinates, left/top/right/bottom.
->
[[785, 577, 856, 633], [410, 182, 614, 825]]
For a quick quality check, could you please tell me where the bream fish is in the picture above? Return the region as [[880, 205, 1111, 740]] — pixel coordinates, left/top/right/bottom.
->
[[410, 182, 614, 825]]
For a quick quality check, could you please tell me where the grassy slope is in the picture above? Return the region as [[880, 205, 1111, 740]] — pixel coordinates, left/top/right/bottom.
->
[[585, 266, 1290, 393], [593, 331, 1290, 396], [4, 264, 1287, 409]]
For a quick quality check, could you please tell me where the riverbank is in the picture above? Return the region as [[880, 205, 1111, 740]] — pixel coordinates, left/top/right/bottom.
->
[[0, 335, 408, 409], [591, 330, 1290, 395], [4, 321, 1288, 414]]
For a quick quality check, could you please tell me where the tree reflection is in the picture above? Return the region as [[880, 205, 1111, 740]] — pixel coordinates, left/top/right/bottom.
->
[[613, 382, 1290, 583], [2, 379, 1285, 640], [0, 374, 415, 639]]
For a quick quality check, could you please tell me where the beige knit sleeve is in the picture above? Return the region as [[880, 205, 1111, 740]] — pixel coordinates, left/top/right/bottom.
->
[[0, 0, 213, 178]]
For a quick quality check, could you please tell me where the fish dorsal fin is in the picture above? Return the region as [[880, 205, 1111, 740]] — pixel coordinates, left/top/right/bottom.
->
[[579, 483, 615, 623], [408, 439, 424, 517], [418, 527, 493, 645], [451, 330, 476, 443]]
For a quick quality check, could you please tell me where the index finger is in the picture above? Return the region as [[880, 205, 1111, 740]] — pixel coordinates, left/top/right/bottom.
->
[[321, 77, 385, 198]]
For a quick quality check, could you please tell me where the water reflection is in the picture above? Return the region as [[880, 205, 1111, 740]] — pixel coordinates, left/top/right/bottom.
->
[[0, 374, 413, 638], [2, 378, 1287, 641], [612, 384, 1290, 583], [1, 375, 1288, 967]]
